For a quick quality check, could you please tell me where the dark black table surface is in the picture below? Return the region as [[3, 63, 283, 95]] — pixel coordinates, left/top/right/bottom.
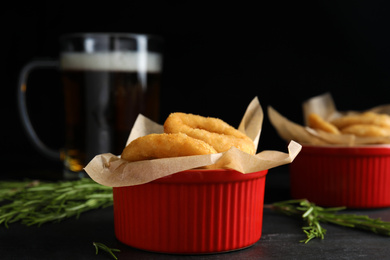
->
[[1, 166, 390, 260]]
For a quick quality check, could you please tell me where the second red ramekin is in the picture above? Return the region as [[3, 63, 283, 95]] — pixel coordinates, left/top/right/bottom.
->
[[289, 145, 390, 208]]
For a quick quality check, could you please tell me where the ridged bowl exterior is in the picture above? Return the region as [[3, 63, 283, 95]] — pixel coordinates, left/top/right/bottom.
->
[[113, 169, 268, 254], [289, 145, 390, 208]]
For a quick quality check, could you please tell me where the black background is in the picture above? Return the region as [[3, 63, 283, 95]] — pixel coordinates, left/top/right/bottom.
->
[[2, 1, 390, 179]]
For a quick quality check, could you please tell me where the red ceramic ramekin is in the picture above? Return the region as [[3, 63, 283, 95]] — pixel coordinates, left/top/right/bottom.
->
[[289, 145, 390, 208], [113, 169, 268, 254]]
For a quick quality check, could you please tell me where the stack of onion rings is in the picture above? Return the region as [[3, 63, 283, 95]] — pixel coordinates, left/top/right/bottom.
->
[[308, 112, 390, 138], [164, 112, 255, 155], [121, 112, 255, 162], [331, 112, 390, 129]]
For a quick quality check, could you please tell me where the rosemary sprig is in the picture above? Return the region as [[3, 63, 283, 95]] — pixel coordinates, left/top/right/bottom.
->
[[93, 242, 120, 260], [271, 199, 390, 243], [0, 180, 40, 201], [0, 178, 113, 227]]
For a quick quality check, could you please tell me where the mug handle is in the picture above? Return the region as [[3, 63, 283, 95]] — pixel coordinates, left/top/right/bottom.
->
[[17, 59, 61, 161]]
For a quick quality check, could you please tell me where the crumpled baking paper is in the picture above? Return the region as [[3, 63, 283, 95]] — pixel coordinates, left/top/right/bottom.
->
[[268, 92, 390, 146], [85, 97, 302, 187]]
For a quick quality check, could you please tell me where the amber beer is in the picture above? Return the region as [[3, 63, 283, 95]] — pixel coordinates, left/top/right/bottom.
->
[[60, 52, 162, 173]]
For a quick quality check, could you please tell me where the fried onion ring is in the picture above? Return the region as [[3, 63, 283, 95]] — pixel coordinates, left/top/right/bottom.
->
[[331, 112, 390, 129], [121, 133, 217, 162], [164, 112, 256, 155], [307, 113, 340, 134], [340, 124, 390, 137]]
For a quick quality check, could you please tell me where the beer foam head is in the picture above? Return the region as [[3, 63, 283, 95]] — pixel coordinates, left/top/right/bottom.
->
[[60, 51, 162, 72]]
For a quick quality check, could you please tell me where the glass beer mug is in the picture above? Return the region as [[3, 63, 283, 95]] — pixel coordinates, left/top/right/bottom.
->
[[18, 33, 163, 178]]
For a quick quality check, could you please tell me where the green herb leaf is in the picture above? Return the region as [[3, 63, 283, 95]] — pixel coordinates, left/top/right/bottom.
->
[[271, 199, 390, 243], [0, 178, 113, 227], [93, 242, 120, 260]]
